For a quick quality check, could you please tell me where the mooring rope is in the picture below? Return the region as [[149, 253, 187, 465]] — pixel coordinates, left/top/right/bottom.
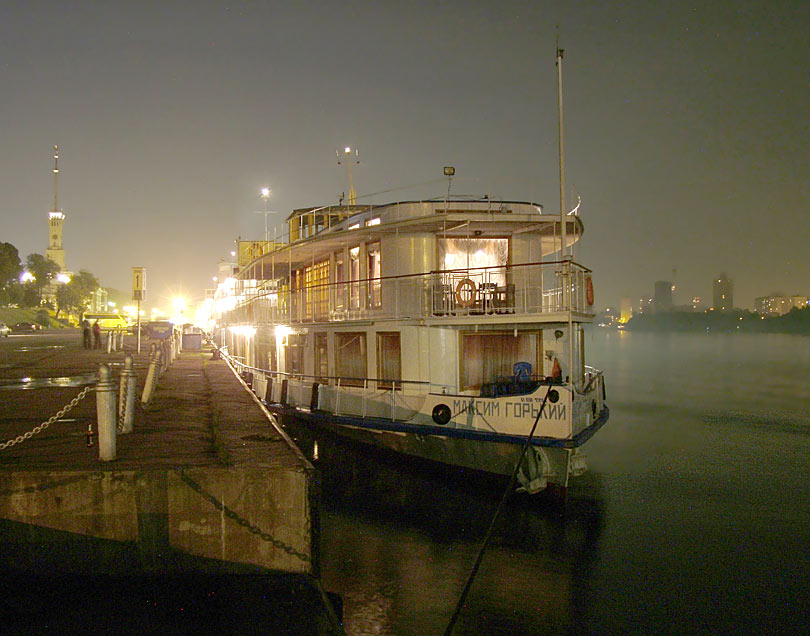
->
[[442, 383, 555, 636]]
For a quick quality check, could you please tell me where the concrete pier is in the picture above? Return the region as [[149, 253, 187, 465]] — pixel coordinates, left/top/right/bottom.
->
[[0, 335, 339, 634]]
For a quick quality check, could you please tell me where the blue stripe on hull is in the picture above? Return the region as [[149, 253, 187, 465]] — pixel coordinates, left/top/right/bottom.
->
[[267, 404, 609, 449]]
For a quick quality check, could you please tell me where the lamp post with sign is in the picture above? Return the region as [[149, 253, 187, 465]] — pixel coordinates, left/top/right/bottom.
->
[[132, 267, 146, 353]]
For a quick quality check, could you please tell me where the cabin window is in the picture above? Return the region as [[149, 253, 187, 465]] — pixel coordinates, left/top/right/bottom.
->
[[460, 331, 540, 391], [268, 335, 277, 372], [335, 332, 366, 387], [367, 241, 381, 308], [349, 247, 360, 310], [438, 237, 509, 287], [376, 332, 401, 389], [335, 254, 345, 310], [304, 259, 329, 320], [259, 333, 277, 372], [286, 333, 305, 376], [314, 332, 328, 381]]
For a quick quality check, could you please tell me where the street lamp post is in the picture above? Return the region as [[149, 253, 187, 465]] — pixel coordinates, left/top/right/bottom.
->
[[260, 187, 271, 243]]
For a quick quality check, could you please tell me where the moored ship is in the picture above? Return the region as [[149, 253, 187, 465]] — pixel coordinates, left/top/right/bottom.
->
[[211, 195, 608, 495]]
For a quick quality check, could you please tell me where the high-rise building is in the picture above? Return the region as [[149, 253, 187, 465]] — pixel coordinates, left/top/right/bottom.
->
[[45, 145, 66, 271], [653, 280, 673, 313], [713, 273, 733, 311]]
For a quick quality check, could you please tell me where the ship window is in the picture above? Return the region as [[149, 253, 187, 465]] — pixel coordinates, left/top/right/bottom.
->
[[336, 332, 366, 387], [335, 254, 345, 310], [258, 332, 277, 372], [304, 259, 329, 320], [286, 333, 305, 376], [438, 237, 508, 287], [460, 331, 540, 391], [314, 332, 328, 381], [349, 247, 360, 310], [368, 242, 381, 308], [376, 332, 401, 389]]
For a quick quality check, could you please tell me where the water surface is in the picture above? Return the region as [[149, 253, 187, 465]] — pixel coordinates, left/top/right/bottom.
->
[[303, 331, 810, 635]]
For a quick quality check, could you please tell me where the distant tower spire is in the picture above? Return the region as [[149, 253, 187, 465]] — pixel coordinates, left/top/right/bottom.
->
[[46, 144, 66, 271], [53, 144, 59, 211]]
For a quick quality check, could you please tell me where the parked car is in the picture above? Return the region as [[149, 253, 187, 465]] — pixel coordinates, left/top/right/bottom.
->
[[0, 322, 10, 337], [12, 322, 38, 332]]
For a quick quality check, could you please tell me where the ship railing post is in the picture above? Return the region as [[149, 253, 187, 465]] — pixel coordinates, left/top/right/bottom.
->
[[335, 378, 341, 415], [362, 379, 368, 419], [96, 363, 117, 461]]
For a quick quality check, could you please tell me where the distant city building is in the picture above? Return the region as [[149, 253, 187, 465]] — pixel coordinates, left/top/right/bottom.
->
[[620, 297, 634, 323], [691, 296, 704, 311], [754, 295, 807, 316], [713, 273, 733, 311], [654, 280, 673, 313]]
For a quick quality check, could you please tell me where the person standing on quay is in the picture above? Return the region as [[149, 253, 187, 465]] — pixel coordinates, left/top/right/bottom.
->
[[81, 318, 91, 349], [92, 320, 101, 349]]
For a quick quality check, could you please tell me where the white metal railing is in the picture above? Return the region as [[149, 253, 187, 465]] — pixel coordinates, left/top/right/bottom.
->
[[226, 354, 450, 422], [223, 260, 593, 326]]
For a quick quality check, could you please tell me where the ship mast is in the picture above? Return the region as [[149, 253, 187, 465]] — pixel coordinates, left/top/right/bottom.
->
[[556, 43, 566, 259]]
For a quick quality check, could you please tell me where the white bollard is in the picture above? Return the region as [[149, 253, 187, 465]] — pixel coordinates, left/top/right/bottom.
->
[[119, 354, 137, 433], [158, 341, 167, 377], [96, 363, 117, 461], [141, 343, 160, 405]]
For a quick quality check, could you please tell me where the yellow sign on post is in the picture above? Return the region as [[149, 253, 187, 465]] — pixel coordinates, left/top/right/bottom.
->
[[132, 267, 146, 301]]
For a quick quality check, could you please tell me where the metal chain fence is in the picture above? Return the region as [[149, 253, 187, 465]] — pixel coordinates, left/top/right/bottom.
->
[[0, 385, 93, 451]]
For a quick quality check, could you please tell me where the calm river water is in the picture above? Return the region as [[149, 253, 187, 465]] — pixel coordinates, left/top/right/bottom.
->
[[287, 331, 810, 635]]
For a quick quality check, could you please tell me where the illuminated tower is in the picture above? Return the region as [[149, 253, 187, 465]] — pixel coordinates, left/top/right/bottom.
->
[[46, 144, 66, 270]]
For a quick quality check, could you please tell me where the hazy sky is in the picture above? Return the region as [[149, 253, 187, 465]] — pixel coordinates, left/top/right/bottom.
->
[[1, 1, 807, 310]]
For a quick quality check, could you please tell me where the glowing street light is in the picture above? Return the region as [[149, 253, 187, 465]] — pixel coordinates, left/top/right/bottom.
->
[[336, 147, 359, 205], [256, 187, 274, 243]]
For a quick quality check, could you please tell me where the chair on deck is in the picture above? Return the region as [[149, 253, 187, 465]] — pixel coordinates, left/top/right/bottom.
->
[[513, 362, 536, 394]]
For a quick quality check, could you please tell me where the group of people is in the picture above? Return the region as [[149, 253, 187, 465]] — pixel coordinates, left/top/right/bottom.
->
[[80, 319, 102, 349]]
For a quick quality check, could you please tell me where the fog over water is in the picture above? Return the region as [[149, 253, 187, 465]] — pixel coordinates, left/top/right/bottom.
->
[[300, 330, 810, 635]]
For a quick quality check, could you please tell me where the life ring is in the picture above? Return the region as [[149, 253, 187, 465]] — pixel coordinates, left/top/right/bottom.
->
[[585, 275, 594, 306], [455, 278, 477, 308]]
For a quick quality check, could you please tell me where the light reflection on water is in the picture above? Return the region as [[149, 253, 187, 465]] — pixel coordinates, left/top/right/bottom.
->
[[0, 373, 97, 390]]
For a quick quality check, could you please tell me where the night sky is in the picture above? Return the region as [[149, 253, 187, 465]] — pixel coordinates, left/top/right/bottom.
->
[[1, 1, 807, 310]]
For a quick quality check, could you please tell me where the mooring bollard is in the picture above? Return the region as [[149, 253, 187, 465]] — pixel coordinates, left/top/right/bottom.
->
[[119, 353, 137, 433], [159, 341, 168, 377], [96, 363, 117, 461], [141, 343, 160, 405]]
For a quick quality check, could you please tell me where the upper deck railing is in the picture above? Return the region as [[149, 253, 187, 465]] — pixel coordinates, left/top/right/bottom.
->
[[219, 260, 594, 326]]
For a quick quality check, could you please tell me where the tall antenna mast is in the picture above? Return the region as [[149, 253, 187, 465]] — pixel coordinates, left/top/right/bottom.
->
[[556, 37, 567, 259], [52, 144, 59, 212]]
